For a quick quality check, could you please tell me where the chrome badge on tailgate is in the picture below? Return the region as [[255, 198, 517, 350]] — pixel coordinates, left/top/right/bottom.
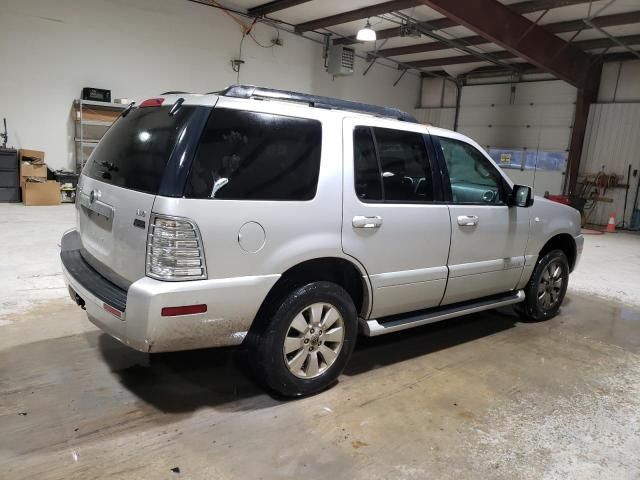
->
[[78, 189, 113, 219]]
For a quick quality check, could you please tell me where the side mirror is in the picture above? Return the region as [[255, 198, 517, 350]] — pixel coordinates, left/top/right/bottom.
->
[[510, 184, 533, 207]]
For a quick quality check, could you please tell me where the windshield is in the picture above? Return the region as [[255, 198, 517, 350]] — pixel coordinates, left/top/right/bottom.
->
[[83, 105, 196, 194]]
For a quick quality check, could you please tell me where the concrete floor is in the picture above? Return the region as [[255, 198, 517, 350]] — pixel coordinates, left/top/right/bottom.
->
[[1, 204, 640, 479]]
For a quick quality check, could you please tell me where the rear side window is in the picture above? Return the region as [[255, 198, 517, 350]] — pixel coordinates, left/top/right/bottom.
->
[[185, 109, 322, 200], [84, 106, 196, 194], [353, 126, 434, 203], [374, 127, 434, 202]]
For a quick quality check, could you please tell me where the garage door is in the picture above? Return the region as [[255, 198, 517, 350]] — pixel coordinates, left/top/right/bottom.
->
[[457, 80, 577, 195]]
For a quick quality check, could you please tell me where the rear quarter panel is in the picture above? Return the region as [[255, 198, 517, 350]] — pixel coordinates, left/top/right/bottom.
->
[[152, 102, 366, 283]]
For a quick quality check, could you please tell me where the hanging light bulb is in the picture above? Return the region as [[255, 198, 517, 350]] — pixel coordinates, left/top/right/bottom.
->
[[356, 19, 376, 42]]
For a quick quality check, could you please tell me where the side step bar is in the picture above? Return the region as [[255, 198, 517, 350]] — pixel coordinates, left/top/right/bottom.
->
[[363, 290, 525, 336]]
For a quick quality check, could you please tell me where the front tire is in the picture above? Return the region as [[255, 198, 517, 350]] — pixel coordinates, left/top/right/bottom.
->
[[248, 281, 358, 397], [517, 249, 569, 322]]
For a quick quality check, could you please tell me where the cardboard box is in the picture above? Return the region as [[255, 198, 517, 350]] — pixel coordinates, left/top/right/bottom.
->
[[19, 149, 45, 164], [20, 162, 47, 179], [22, 181, 61, 206]]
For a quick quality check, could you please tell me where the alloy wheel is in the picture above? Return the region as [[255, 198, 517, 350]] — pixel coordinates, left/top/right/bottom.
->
[[537, 260, 565, 311], [282, 302, 345, 379]]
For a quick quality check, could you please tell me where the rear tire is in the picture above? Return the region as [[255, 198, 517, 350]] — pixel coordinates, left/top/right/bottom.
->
[[247, 281, 358, 397], [516, 249, 569, 322]]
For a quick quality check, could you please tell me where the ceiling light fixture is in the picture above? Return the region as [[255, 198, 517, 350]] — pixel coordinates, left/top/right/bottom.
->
[[356, 19, 376, 42]]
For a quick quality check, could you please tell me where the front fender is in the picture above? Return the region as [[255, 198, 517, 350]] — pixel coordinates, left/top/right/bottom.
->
[[526, 196, 581, 258]]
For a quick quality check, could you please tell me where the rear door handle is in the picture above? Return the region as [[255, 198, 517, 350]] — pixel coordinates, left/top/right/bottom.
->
[[353, 216, 383, 229], [457, 215, 479, 227]]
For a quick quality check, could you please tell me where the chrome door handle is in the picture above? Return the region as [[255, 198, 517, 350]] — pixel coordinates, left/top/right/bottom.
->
[[353, 216, 383, 229], [457, 215, 479, 226]]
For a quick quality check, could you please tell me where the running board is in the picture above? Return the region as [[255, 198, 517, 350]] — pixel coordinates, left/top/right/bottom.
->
[[363, 290, 525, 336]]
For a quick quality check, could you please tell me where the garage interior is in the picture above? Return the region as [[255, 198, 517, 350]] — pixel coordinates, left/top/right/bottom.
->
[[1, 0, 640, 478]]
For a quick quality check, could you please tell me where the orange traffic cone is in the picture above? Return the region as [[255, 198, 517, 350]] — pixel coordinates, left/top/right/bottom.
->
[[606, 212, 616, 233]]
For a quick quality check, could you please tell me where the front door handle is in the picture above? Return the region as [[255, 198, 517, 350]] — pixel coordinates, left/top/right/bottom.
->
[[457, 215, 479, 227], [353, 216, 383, 229]]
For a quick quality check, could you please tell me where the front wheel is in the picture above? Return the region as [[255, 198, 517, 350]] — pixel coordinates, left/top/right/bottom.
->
[[247, 281, 358, 397], [517, 249, 569, 322]]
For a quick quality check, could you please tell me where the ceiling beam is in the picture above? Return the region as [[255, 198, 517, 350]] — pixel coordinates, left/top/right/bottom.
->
[[376, 36, 486, 57], [407, 52, 515, 69], [404, 35, 640, 68], [334, 0, 591, 45], [459, 51, 640, 78], [414, 0, 593, 86], [248, 0, 313, 16], [295, 0, 421, 33], [374, 10, 640, 58], [546, 10, 640, 34]]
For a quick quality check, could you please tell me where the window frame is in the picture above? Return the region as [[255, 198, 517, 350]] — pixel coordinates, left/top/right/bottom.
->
[[432, 134, 512, 206], [352, 124, 445, 205], [184, 107, 323, 202]]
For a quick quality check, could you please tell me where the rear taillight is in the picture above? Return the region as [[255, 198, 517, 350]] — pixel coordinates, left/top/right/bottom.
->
[[146, 215, 207, 281], [139, 98, 165, 108]]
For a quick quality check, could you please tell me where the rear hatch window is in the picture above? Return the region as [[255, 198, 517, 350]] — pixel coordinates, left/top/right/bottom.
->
[[83, 105, 197, 194]]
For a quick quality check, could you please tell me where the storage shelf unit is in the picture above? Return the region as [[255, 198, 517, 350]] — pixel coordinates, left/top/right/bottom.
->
[[74, 99, 127, 172]]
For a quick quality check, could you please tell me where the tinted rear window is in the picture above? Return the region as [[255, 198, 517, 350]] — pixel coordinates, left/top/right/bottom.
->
[[185, 108, 322, 200], [83, 105, 196, 194]]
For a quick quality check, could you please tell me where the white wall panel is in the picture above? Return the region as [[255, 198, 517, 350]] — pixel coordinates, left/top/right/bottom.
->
[[598, 60, 640, 103], [415, 108, 456, 130], [458, 81, 576, 151], [453, 80, 577, 195], [460, 84, 512, 106], [420, 78, 457, 108], [458, 126, 571, 151], [512, 80, 577, 105], [458, 104, 574, 128], [504, 170, 565, 196], [0, 0, 420, 170]]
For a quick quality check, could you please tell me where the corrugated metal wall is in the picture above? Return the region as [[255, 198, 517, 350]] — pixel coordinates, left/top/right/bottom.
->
[[416, 77, 457, 130], [580, 103, 640, 226]]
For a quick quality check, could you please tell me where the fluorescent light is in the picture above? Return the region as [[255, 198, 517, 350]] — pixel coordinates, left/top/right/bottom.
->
[[357, 20, 376, 42]]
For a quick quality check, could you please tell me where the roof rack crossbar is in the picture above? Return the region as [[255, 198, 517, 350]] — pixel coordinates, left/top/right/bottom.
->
[[212, 85, 417, 123]]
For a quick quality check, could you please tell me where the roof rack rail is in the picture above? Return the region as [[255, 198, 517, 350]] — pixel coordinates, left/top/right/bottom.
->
[[211, 85, 417, 123]]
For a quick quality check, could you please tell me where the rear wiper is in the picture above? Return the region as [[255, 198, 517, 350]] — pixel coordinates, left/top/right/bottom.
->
[[121, 102, 136, 118], [168, 97, 185, 116]]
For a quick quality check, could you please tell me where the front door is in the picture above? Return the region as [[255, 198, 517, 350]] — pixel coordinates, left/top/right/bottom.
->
[[433, 134, 530, 305], [341, 118, 451, 319]]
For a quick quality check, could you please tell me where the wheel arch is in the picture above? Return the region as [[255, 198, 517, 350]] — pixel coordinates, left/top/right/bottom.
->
[[539, 233, 577, 272], [249, 257, 371, 335]]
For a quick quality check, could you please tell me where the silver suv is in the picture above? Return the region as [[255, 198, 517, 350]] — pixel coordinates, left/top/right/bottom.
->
[[61, 85, 583, 396]]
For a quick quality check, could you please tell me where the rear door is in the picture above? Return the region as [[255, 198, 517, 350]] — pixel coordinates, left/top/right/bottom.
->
[[77, 103, 202, 288], [432, 133, 530, 305], [341, 118, 451, 319]]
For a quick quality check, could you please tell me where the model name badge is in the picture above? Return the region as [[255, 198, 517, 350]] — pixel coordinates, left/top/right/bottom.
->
[[136, 209, 147, 218]]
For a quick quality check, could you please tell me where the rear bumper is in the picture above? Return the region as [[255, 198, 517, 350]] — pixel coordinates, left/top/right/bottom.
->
[[61, 230, 279, 352]]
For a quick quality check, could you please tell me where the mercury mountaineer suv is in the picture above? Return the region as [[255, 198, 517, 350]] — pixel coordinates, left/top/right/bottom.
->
[[61, 85, 583, 396]]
